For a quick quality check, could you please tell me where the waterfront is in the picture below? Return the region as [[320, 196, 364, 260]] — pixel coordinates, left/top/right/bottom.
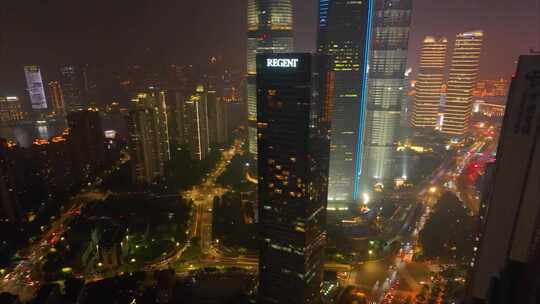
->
[[0, 121, 67, 147]]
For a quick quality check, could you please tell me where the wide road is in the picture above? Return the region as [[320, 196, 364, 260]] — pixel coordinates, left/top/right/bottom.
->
[[150, 140, 244, 271], [348, 128, 499, 303]]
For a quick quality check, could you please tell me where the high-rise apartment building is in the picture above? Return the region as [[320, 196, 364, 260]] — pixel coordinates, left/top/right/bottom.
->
[[247, 0, 294, 157], [0, 96, 25, 123], [60, 65, 98, 112], [205, 58, 229, 146], [318, 0, 373, 204], [361, 0, 413, 193], [465, 55, 540, 304], [257, 53, 331, 304], [48, 81, 66, 116], [183, 85, 210, 161], [67, 110, 105, 181], [442, 31, 483, 135], [0, 139, 22, 224], [24, 65, 48, 111], [128, 88, 171, 184], [410, 36, 448, 129]]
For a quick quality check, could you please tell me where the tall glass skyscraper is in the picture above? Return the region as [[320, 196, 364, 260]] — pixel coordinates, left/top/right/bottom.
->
[[361, 0, 413, 193], [257, 53, 331, 304], [318, 0, 374, 205], [410, 36, 448, 129], [247, 0, 294, 158], [442, 31, 483, 136]]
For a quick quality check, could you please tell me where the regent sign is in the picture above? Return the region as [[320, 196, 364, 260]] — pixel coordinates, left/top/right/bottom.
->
[[266, 58, 299, 68]]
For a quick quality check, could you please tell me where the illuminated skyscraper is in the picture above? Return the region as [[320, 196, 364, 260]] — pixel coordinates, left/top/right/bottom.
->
[[128, 88, 171, 184], [410, 36, 448, 129], [318, 0, 373, 204], [247, 0, 294, 157], [183, 85, 210, 160], [257, 53, 331, 304], [361, 0, 413, 193], [24, 65, 48, 110], [442, 31, 484, 135], [48, 81, 66, 116], [0, 96, 24, 123]]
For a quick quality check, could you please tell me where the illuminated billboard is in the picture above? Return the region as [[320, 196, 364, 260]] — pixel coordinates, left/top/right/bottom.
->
[[24, 65, 48, 110]]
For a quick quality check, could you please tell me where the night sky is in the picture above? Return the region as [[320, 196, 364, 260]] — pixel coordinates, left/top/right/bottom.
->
[[1, 0, 539, 93]]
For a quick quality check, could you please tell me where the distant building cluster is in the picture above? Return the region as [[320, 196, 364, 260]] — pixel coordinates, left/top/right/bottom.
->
[[473, 78, 509, 97], [0, 109, 108, 225], [127, 59, 246, 185], [411, 31, 485, 136]]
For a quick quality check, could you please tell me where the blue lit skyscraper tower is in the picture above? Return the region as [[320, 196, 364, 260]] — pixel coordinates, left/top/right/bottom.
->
[[247, 0, 294, 158], [318, 0, 374, 204]]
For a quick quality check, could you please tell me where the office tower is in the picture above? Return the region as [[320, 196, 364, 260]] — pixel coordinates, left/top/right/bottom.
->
[[0, 96, 25, 123], [24, 65, 48, 110], [442, 31, 484, 135], [47, 81, 66, 116], [67, 110, 105, 181], [0, 139, 22, 224], [247, 0, 294, 158], [128, 89, 171, 184], [257, 53, 331, 304], [183, 85, 210, 161], [60, 65, 90, 113], [317, 0, 373, 204], [410, 36, 448, 129], [361, 0, 413, 193]]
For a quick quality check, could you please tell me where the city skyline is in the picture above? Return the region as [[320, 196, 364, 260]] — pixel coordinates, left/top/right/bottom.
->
[[0, 1, 539, 303], [1, 0, 538, 94]]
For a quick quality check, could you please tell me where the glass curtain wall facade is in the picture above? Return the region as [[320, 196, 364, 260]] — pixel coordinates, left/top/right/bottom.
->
[[247, 0, 294, 158], [257, 53, 331, 304], [318, 0, 374, 204], [361, 0, 412, 193]]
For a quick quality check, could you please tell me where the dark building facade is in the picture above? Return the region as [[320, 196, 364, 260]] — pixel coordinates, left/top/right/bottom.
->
[[257, 53, 331, 304], [317, 0, 373, 204], [67, 110, 105, 182], [0, 139, 22, 224], [465, 55, 540, 303], [361, 0, 413, 192]]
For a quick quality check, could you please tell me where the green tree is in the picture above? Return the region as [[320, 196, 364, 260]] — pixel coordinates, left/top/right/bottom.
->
[[419, 192, 475, 262]]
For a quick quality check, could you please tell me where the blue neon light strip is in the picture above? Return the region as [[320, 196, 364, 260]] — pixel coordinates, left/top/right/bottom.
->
[[353, 0, 374, 201], [319, 0, 330, 27]]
